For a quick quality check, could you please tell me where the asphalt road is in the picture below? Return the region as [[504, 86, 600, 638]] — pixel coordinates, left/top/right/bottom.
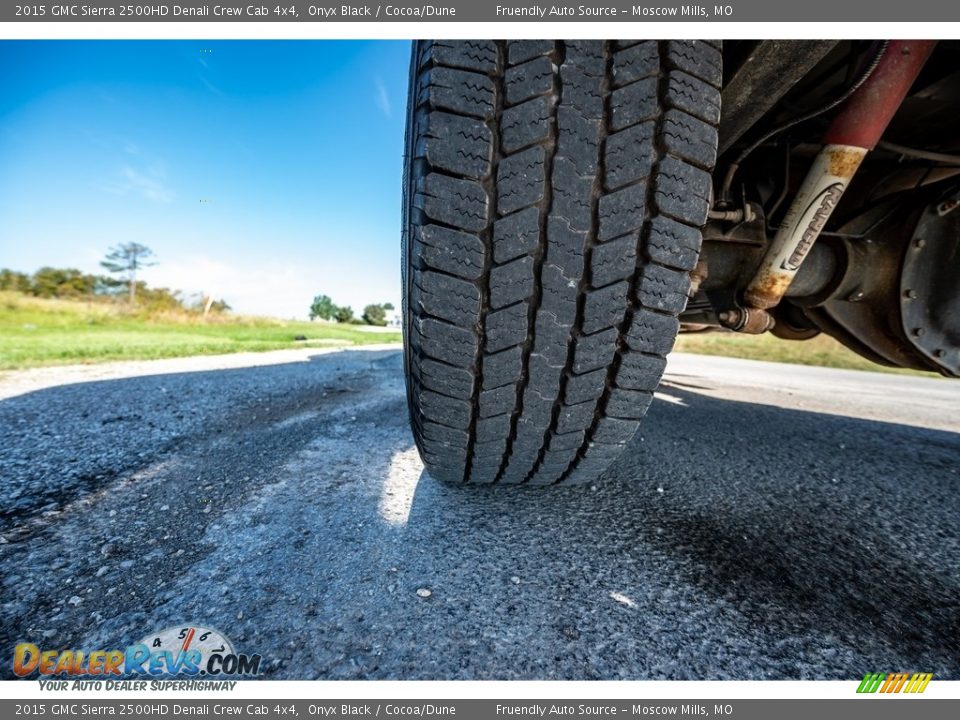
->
[[1, 347, 958, 680]]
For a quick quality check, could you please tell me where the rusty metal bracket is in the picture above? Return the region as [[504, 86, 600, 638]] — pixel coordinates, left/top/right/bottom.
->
[[718, 307, 776, 334]]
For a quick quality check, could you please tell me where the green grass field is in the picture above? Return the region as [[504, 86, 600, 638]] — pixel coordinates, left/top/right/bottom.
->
[[675, 331, 926, 376], [0, 292, 401, 370], [0, 291, 930, 376]]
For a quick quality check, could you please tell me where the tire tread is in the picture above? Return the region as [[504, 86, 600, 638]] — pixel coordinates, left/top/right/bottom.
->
[[405, 40, 721, 485]]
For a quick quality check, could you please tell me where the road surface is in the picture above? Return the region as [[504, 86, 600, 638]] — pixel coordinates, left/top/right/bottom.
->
[[1, 347, 958, 679]]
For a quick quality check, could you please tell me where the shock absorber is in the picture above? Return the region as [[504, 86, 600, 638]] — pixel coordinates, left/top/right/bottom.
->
[[743, 40, 937, 311]]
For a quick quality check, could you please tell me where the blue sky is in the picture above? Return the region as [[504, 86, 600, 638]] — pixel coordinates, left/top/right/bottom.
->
[[0, 40, 410, 319]]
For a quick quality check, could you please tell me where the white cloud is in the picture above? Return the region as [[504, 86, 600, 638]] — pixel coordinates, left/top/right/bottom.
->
[[121, 166, 175, 203], [100, 163, 175, 204], [198, 73, 225, 97], [141, 251, 401, 321], [375, 77, 391, 117], [142, 256, 305, 318]]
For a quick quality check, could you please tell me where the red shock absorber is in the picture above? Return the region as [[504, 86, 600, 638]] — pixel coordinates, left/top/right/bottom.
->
[[744, 40, 937, 311], [824, 40, 937, 149]]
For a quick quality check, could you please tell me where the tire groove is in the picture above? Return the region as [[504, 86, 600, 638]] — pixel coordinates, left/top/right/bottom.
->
[[556, 41, 718, 484], [488, 41, 559, 485], [555, 43, 666, 485], [464, 41, 505, 484], [527, 41, 612, 485]]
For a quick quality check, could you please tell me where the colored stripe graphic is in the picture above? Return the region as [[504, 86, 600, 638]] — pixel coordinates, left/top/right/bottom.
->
[[857, 672, 932, 693], [885, 673, 909, 693], [857, 673, 885, 693], [905, 673, 933, 693]]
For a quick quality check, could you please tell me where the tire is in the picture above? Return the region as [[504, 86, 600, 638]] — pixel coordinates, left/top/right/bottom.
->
[[402, 40, 721, 486]]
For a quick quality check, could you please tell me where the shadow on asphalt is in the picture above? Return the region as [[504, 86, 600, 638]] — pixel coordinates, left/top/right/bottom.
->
[[2, 349, 958, 678], [403, 386, 960, 676]]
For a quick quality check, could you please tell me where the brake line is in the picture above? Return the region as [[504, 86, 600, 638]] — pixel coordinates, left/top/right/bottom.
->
[[877, 140, 960, 166]]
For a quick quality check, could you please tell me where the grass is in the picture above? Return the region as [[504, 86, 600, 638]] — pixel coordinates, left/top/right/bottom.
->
[[0, 292, 401, 371], [0, 291, 930, 376], [675, 330, 927, 376]]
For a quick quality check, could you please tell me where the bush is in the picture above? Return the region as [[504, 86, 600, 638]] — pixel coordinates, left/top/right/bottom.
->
[[362, 303, 387, 326], [28, 267, 98, 298], [0, 266, 230, 319], [334, 306, 354, 323], [0, 269, 31, 293], [309, 294, 337, 321]]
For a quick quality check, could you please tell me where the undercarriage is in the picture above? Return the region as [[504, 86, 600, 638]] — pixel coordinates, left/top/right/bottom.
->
[[693, 40, 960, 377]]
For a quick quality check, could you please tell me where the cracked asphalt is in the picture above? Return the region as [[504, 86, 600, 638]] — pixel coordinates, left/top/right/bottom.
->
[[1, 347, 958, 679]]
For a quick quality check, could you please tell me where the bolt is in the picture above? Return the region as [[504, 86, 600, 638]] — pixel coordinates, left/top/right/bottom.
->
[[913, 327, 926, 337], [718, 311, 730, 323], [938, 199, 960, 216], [915, 237, 926, 249], [904, 289, 918, 299], [934, 349, 945, 359]]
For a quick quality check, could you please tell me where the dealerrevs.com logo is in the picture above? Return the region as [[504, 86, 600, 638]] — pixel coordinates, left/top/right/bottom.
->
[[13, 625, 262, 678]]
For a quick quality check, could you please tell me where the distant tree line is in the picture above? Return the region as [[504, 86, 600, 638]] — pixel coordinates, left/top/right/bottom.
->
[[310, 294, 394, 326], [1, 243, 229, 315], [0, 266, 229, 314]]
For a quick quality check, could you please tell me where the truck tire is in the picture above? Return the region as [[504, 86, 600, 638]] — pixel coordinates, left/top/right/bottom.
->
[[402, 40, 721, 485]]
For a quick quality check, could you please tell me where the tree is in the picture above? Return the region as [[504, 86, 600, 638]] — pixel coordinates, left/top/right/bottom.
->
[[309, 294, 338, 321], [0, 269, 31, 293], [30, 267, 97, 298], [362, 303, 387, 326], [334, 305, 354, 323], [95, 274, 125, 296], [100, 242, 156, 304], [382, 302, 395, 310]]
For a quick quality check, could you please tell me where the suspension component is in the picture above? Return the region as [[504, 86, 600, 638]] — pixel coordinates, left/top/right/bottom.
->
[[718, 307, 776, 334], [744, 40, 937, 311]]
